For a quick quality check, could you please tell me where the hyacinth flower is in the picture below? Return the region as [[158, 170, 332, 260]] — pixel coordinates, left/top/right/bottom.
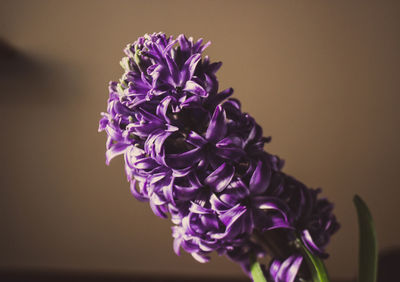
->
[[99, 33, 377, 282]]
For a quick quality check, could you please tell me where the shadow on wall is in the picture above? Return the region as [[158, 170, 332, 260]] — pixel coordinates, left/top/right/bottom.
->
[[344, 247, 400, 282], [1, 248, 399, 282], [0, 38, 78, 105], [378, 247, 400, 282], [0, 242, 397, 282]]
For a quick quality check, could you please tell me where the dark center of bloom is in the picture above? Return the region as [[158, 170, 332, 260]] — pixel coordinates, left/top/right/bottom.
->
[[129, 133, 141, 142], [175, 86, 183, 93], [194, 185, 212, 207], [308, 218, 322, 231], [172, 107, 209, 135], [241, 196, 252, 208], [164, 132, 194, 154], [235, 161, 250, 177], [202, 142, 215, 153]]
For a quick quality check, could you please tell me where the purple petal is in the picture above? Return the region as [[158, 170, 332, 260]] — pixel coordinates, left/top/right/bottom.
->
[[208, 61, 222, 73], [163, 39, 177, 55], [252, 196, 291, 230], [130, 179, 149, 202], [98, 114, 109, 132], [189, 202, 213, 214], [199, 40, 211, 52], [133, 157, 158, 170], [173, 236, 183, 256], [210, 194, 231, 212], [219, 204, 246, 227], [148, 172, 169, 186], [249, 160, 272, 195], [191, 252, 210, 263], [201, 214, 220, 231], [177, 34, 190, 52], [165, 54, 179, 85], [174, 185, 199, 200], [206, 105, 227, 143], [207, 87, 233, 108], [171, 167, 192, 177], [145, 130, 175, 162], [146, 64, 158, 75], [149, 200, 168, 218], [180, 53, 201, 83], [193, 38, 203, 51], [180, 95, 202, 108], [165, 147, 202, 169], [105, 142, 130, 165], [124, 146, 146, 169], [183, 80, 207, 97], [218, 180, 249, 206], [186, 131, 207, 147], [182, 238, 200, 253], [199, 239, 218, 252], [270, 255, 303, 282], [301, 229, 328, 258], [156, 96, 175, 123], [215, 136, 244, 161], [252, 196, 289, 221], [105, 124, 123, 142], [140, 70, 152, 87], [138, 108, 162, 122], [149, 189, 167, 206], [160, 175, 175, 204], [214, 204, 248, 239], [205, 163, 235, 193]]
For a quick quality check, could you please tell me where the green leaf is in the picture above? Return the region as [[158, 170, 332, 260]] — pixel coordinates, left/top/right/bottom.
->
[[353, 195, 378, 282], [299, 238, 330, 282], [250, 259, 268, 282]]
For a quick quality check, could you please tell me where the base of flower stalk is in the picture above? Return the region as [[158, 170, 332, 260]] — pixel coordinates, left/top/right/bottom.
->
[[250, 259, 268, 282], [251, 229, 327, 282], [297, 238, 330, 282], [253, 229, 295, 260]]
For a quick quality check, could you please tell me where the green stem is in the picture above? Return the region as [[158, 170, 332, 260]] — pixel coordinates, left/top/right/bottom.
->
[[298, 238, 330, 282], [250, 257, 268, 282]]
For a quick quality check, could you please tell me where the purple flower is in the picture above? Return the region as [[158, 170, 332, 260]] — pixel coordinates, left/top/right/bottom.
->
[[99, 32, 339, 280], [269, 254, 303, 282]]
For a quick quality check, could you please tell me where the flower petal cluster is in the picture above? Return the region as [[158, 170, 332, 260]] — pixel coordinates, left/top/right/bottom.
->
[[99, 32, 339, 280], [269, 254, 303, 282]]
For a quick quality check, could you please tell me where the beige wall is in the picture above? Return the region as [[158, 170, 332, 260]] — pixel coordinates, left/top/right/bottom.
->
[[1, 0, 399, 279]]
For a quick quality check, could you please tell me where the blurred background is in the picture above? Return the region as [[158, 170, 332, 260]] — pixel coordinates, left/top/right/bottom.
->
[[1, 0, 399, 281]]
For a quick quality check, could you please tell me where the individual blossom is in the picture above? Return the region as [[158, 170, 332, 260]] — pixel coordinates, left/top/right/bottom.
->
[[269, 254, 303, 282], [259, 173, 339, 281], [266, 172, 340, 258]]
